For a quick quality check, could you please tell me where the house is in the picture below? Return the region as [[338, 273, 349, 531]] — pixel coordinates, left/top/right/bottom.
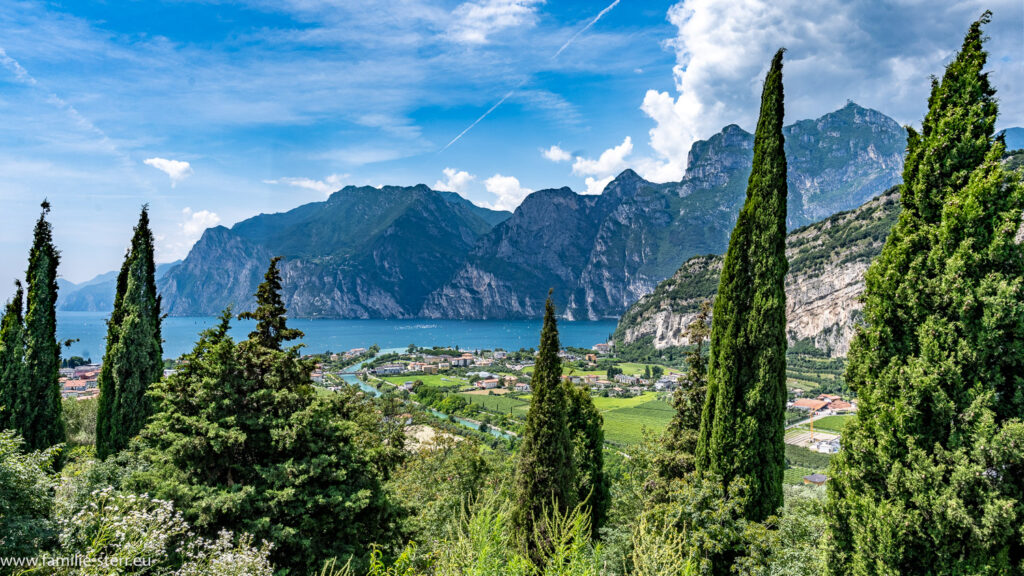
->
[[628, 386, 643, 395], [515, 383, 531, 393], [476, 378, 500, 389], [375, 364, 405, 375], [593, 343, 612, 354], [585, 354, 597, 363], [812, 439, 841, 454], [422, 365, 438, 375], [502, 374, 518, 384], [450, 357, 471, 367], [583, 374, 599, 384], [609, 386, 624, 397], [802, 473, 828, 486], [792, 398, 829, 412], [311, 370, 325, 384], [492, 350, 507, 360], [162, 369, 178, 378], [438, 362, 450, 370], [59, 367, 75, 378], [817, 394, 841, 403], [829, 400, 856, 413], [615, 374, 639, 385]]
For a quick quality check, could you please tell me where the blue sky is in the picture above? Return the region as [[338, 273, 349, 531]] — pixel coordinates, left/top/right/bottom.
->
[[0, 0, 1021, 288]]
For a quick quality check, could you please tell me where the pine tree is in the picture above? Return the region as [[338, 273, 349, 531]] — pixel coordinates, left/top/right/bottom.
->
[[695, 50, 788, 523], [512, 293, 576, 558], [660, 300, 711, 480], [827, 14, 1024, 573], [0, 282, 26, 432], [238, 256, 301, 350], [22, 201, 64, 450], [96, 207, 163, 459], [565, 380, 610, 538]]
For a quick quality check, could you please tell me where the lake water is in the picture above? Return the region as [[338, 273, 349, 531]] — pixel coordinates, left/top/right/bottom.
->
[[57, 312, 619, 360]]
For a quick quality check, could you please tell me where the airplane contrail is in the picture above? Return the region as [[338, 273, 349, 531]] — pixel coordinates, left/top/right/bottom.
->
[[440, 0, 622, 153], [553, 0, 621, 59]]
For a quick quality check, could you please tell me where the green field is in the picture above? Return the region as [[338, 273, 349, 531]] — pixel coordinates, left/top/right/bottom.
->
[[601, 399, 675, 446], [805, 414, 854, 433], [457, 393, 528, 414], [382, 374, 469, 388], [615, 363, 677, 377], [783, 466, 819, 486]]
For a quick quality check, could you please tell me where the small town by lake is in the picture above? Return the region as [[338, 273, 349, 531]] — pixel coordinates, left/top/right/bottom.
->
[[57, 311, 619, 360]]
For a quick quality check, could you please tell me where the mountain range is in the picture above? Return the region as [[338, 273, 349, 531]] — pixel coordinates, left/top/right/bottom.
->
[[62, 102, 910, 319]]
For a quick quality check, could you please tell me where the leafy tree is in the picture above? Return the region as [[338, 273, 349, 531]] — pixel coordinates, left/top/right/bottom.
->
[[96, 206, 163, 459], [0, 282, 25, 432], [660, 300, 711, 480], [564, 381, 610, 537], [138, 258, 403, 574], [0, 430, 57, 561], [827, 14, 1024, 573], [696, 50, 789, 522], [607, 365, 622, 380], [512, 293, 576, 560], [22, 201, 64, 450]]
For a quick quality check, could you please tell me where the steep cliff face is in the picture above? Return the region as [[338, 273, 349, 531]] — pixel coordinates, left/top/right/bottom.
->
[[426, 103, 905, 320], [159, 185, 502, 317], [614, 190, 900, 356], [159, 103, 906, 320]]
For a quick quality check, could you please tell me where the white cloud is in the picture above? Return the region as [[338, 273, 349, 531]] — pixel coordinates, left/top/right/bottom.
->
[[583, 176, 614, 195], [542, 145, 572, 163], [433, 167, 476, 194], [483, 174, 532, 211], [635, 0, 1021, 182], [264, 173, 346, 195], [158, 207, 221, 261], [180, 207, 220, 239], [144, 157, 193, 187], [447, 0, 545, 44], [572, 136, 632, 176]]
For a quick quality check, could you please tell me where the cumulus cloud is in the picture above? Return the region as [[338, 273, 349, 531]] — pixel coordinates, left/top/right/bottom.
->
[[634, 0, 1023, 182], [483, 174, 533, 211], [542, 145, 572, 163], [180, 207, 220, 239], [447, 0, 544, 44], [263, 173, 346, 195], [144, 157, 193, 187], [570, 137, 632, 194], [433, 167, 476, 194]]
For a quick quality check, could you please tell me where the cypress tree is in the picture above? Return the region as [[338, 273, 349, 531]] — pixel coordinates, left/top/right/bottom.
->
[[827, 14, 1024, 573], [512, 292, 576, 558], [565, 380, 610, 538], [695, 49, 788, 523], [0, 282, 26, 431], [96, 206, 163, 459], [22, 200, 64, 450]]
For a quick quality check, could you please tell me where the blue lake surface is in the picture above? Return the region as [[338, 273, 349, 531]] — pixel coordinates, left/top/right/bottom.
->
[[57, 312, 619, 360]]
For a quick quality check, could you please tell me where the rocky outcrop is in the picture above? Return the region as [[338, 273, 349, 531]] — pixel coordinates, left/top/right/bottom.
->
[[614, 190, 901, 356]]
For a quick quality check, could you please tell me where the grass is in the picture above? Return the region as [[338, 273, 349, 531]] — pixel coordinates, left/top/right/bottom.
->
[[615, 363, 677, 377], [457, 393, 528, 414], [805, 414, 854, 433], [382, 374, 469, 389], [598, 395, 675, 446]]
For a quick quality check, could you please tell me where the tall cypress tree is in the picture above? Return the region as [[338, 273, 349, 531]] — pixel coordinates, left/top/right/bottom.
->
[[22, 200, 64, 450], [96, 207, 163, 459], [695, 49, 788, 523], [512, 292, 576, 558], [0, 282, 26, 432], [565, 380, 610, 538], [827, 14, 1024, 573]]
